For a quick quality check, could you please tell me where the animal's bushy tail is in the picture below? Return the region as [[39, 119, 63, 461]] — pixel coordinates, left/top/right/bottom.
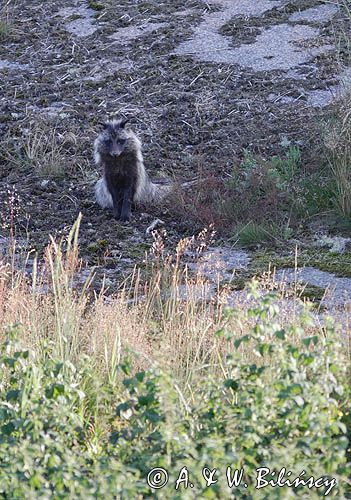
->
[[94, 176, 170, 208], [134, 178, 172, 204], [135, 169, 199, 205], [95, 178, 113, 209], [95, 176, 199, 208]]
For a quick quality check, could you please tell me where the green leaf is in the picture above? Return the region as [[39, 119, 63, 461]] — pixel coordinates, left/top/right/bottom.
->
[[215, 328, 225, 337], [275, 330, 286, 340], [329, 363, 339, 374], [135, 371, 145, 383], [234, 335, 250, 349], [14, 350, 29, 360], [289, 384, 303, 395], [45, 383, 65, 399], [138, 394, 155, 406], [1, 422, 16, 435], [2, 357, 16, 368], [301, 354, 314, 366], [302, 336, 318, 347], [6, 390, 21, 401], [258, 343, 272, 356], [29, 473, 42, 488], [116, 402, 131, 417], [224, 379, 239, 390]]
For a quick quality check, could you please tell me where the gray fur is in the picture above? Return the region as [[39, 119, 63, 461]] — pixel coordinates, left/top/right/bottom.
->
[[94, 118, 170, 213]]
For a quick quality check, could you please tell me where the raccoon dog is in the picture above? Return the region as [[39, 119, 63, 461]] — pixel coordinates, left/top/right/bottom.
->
[[94, 118, 168, 221]]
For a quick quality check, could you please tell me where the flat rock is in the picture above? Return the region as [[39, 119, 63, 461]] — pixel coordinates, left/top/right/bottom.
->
[[57, 4, 97, 38], [187, 246, 251, 281], [176, 21, 333, 72], [275, 267, 351, 309], [109, 23, 168, 45], [289, 4, 339, 24], [0, 60, 30, 71]]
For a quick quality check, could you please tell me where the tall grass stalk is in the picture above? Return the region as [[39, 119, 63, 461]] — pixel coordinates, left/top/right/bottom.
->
[[0, 219, 349, 386], [324, 90, 351, 216]]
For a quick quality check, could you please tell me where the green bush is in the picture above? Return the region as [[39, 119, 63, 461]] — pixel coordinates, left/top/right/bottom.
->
[[112, 293, 350, 498], [0, 334, 145, 498], [0, 292, 349, 498]]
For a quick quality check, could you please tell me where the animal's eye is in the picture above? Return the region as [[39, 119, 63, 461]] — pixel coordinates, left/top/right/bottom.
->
[[119, 139, 126, 145], [104, 138, 112, 145]]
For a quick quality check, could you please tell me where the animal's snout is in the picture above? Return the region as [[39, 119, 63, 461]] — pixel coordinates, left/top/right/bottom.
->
[[110, 148, 122, 157]]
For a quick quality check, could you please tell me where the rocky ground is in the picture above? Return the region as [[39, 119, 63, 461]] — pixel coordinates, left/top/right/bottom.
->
[[1, 0, 351, 319]]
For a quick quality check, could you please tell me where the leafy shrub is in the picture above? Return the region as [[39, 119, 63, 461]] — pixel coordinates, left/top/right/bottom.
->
[[174, 144, 314, 237], [0, 333, 146, 498], [0, 290, 349, 498], [112, 292, 350, 498]]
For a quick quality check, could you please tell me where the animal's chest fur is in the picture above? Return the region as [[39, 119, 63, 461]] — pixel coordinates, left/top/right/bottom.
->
[[103, 153, 138, 192]]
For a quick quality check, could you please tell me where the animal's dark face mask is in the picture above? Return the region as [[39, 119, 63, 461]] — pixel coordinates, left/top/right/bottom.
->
[[102, 120, 129, 157]]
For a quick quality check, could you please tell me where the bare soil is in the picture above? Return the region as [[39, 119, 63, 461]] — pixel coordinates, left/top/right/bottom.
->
[[0, 0, 348, 283]]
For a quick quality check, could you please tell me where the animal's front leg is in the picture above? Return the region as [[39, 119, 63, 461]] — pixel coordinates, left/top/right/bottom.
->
[[110, 186, 123, 220], [120, 186, 132, 222]]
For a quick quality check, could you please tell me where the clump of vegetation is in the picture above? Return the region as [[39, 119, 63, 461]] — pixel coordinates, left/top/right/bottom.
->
[[1, 119, 90, 179], [336, 0, 351, 64], [300, 283, 326, 304], [0, 221, 349, 497], [323, 86, 351, 217], [251, 248, 351, 278], [317, 0, 351, 220], [88, 1, 104, 11], [174, 142, 329, 240], [0, 18, 10, 40], [21, 122, 73, 178], [231, 220, 293, 247], [0, 0, 15, 41], [0, 287, 349, 497]]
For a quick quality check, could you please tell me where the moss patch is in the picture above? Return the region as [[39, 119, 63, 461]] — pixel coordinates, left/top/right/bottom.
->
[[299, 284, 326, 306], [222, 246, 350, 298], [88, 1, 104, 11], [250, 249, 351, 278]]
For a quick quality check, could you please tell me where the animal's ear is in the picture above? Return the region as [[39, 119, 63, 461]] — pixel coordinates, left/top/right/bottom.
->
[[119, 118, 130, 129], [98, 121, 109, 130]]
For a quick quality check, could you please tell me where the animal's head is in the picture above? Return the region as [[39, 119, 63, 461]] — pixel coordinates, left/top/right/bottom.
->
[[97, 118, 135, 157]]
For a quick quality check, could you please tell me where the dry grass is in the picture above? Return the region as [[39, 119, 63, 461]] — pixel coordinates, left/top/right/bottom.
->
[[323, 1, 351, 216], [0, 1, 22, 41], [0, 224, 224, 382], [0, 1, 12, 40], [0, 19, 10, 40], [1, 118, 91, 179], [324, 83, 351, 216], [23, 124, 69, 178], [0, 216, 349, 388], [339, 0, 351, 19]]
